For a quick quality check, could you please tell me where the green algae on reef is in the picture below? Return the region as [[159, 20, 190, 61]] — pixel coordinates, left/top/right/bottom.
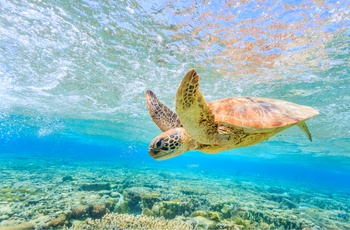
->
[[0, 157, 349, 230]]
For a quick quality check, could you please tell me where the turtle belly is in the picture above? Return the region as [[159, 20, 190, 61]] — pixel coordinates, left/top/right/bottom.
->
[[198, 130, 279, 154]]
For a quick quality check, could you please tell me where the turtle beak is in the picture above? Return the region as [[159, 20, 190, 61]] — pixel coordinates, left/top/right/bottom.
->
[[148, 147, 160, 158], [148, 146, 173, 161]]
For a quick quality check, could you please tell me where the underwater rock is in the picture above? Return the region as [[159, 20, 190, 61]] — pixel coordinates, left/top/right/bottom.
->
[[190, 210, 208, 218], [109, 191, 124, 211], [141, 208, 154, 216], [281, 198, 298, 209], [324, 210, 349, 222], [207, 211, 223, 222], [141, 192, 161, 210], [0, 221, 35, 230], [260, 222, 270, 230], [110, 191, 122, 198], [337, 212, 349, 221], [309, 197, 345, 210], [158, 172, 172, 179], [0, 188, 15, 194], [267, 186, 286, 194], [98, 190, 112, 197], [152, 200, 193, 219], [234, 208, 307, 229], [210, 202, 239, 219], [262, 193, 290, 203], [80, 183, 111, 191], [30, 215, 51, 229], [27, 197, 41, 205], [186, 196, 211, 213], [71, 205, 90, 218], [0, 205, 13, 216], [223, 203, 240, 218], [192, 216, 216, 229], [180, 186, 208, 195], [62, 175, 73, 182], [119, 187, 152, 214], [214, 220, 240, 230], [234, 217, 251, 229], [0, 214, 10, 221], [124, 187, 152, 198], [72, 196, 115, 220]]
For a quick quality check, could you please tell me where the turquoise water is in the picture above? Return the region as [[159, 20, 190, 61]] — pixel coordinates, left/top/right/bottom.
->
[[1, 0, 350, 229]]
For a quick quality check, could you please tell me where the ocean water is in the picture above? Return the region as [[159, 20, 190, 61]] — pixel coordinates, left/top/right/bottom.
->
[[0, 0, 350, 229]]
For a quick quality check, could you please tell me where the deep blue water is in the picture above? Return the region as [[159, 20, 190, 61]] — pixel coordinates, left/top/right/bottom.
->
[[2, 134, 350, 194]]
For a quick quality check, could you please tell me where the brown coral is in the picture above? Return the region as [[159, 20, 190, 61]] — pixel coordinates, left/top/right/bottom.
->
[[71, 205, 90, 218], [46, 214, 66, 228], [90, 203, 108, 218]]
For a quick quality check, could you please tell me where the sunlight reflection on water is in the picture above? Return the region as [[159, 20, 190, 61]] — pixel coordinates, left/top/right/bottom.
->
[[0, 0, 349, 145]]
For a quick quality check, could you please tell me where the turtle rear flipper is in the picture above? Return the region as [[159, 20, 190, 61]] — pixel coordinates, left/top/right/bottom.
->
[[297, 121, 312, 142]]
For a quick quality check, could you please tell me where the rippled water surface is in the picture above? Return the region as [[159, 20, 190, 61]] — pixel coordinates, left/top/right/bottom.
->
[[1, 0, 349, 135]]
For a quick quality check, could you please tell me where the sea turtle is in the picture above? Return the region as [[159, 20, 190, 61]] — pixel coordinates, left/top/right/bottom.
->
[[146, 69, 319, 160]]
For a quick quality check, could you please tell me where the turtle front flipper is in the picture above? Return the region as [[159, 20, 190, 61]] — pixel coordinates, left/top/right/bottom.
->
[[176, 69, 217, 144], [146, 90, 183, 132]]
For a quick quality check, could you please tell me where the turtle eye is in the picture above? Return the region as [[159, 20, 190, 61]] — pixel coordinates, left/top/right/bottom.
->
[[153, 139, 163, 149]]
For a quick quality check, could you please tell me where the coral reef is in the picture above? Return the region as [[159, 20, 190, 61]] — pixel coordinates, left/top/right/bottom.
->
[[70, 213, 196, 230], [1, 156, 349, 229]]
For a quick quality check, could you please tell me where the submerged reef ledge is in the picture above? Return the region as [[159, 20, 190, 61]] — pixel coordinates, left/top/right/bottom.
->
[[0, 156, 349, 230]]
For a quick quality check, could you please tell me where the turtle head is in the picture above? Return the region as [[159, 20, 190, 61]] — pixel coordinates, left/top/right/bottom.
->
[[148, 128, 196, 160]]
